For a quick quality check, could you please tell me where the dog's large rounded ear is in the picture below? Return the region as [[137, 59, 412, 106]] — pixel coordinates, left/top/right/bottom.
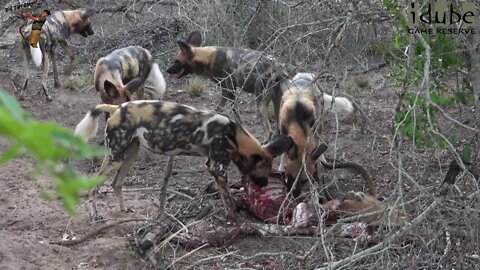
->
[[311, 143, 328, 161], [177, 41, 194, 59], [263, 135, 293, 157], [104, 80, 119, 98], [123, 77, 144, 94], [81, 8, 96, 18], [186, 31, 202, 47]]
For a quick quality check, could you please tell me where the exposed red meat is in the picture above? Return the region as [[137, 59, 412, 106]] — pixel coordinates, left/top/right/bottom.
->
[[238, 171, 295, 224]]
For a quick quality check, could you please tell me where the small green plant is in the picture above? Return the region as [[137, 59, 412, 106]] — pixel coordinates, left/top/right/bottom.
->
[[185, 77, 205, 97], [0, 91, 103, 215]]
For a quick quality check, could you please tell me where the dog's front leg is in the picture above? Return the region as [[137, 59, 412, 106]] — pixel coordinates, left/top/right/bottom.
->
[[111, 141, 140, 213], [91, 154, 119, 221], [158, 155, 175, 221], [206, 158, 237, 221]]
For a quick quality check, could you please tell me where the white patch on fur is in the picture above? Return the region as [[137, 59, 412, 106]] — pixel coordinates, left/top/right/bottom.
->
[[147, 62, 166, 99], [136, 127, 151, 150], [194, 114, 230, 143], [74, 111, 99, 141], [31, 44, 42, 67], [169, 114, 183, 123], [122, 100, 158, 107], [323, 93, 354, 114], [292, 72, 315, 82]]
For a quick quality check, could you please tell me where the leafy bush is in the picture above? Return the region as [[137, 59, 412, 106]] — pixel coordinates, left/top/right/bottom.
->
[[0, 91, 103, 215]]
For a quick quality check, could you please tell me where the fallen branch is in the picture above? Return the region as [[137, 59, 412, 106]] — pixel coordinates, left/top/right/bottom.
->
[[50, 218, 152, 246]]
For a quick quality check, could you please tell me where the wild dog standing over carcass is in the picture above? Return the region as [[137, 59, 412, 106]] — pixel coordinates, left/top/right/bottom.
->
[[166, 31, 289, 141], [75, 100, 291, 220], [269, 72, 374, 197], [19, 8, 95, 101], [94, 46, 166, 105]]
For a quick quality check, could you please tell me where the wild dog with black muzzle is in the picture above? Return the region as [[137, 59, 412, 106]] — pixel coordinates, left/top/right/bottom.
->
[[272, 72, 361, 197], [94, 46, 166, 105], [166, 31, 289, 141], [19, 8, 95, 101], [75, 100, 291, 220]]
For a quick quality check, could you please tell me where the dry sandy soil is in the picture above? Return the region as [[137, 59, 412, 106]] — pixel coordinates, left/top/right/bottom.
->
[[0, 5, 475, 270]]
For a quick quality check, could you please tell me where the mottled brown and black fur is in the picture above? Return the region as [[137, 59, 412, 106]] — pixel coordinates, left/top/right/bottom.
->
[[271, 73, 358, 197], [20, 8, 95, 101], [75, 100, 291, 220], [94, 46, 166, 105], [166, 31, 289, 140]]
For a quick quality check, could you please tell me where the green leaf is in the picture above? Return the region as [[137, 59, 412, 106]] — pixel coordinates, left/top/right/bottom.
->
[[0, 91, 29, 124], [430, 91, 441, 105], [461, 145, 472, 164]]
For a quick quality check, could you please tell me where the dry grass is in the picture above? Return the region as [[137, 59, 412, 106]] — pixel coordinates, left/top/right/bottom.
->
[[64, 71, 92, 91], [185, 77, 205, 97]]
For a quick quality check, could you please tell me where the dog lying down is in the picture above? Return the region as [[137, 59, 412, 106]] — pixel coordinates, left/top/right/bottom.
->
[[233, 172, 411, 229]]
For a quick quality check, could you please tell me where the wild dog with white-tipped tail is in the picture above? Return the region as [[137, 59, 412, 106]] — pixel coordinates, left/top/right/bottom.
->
[[74, 100, 291, 221], [19, 8, 95, 101], [268, 72, 358, 197]]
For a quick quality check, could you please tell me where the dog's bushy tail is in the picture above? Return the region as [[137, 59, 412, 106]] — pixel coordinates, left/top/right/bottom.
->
[[31, 44, 42, 67], [147, 62, 166, 99], [323, 93, 354, 114], [75, 104, 119, 141]]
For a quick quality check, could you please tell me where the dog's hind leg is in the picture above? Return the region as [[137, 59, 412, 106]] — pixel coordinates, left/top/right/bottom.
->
[[20, 40, 31, 100], [111, 140, 140, 212], [49, 46, 61, 89], [40, 45, 53, 101], [157, 155, 175, 221]]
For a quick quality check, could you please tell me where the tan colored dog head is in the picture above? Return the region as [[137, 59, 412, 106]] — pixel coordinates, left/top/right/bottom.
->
[[62, 8, 95, 37]]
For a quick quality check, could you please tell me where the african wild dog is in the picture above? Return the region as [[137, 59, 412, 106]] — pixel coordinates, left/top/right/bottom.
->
[[271, 72, 361, 197], [94, 46, 166, 105], [20, 8, 95, 101], [74, 100, 291, 220], [166, 31, 289, 141]]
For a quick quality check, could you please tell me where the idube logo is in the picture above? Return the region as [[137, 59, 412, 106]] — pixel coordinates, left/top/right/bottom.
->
[[407, 0, 476, 35]]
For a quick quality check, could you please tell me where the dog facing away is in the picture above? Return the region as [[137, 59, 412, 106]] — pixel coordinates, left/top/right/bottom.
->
[[20, 8, 95, 101], [166, 31, 289, 140], [74, 100, 291, 220], [272, 72, 356, 197], [94, 46, 166, 105]]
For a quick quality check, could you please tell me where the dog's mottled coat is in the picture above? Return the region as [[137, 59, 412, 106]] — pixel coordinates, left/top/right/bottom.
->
[[75, 100, 291, 220]]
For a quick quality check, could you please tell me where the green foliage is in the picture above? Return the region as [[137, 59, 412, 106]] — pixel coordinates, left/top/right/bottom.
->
[[0, 91, 104, 216], [382, 1, 475, 151]]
